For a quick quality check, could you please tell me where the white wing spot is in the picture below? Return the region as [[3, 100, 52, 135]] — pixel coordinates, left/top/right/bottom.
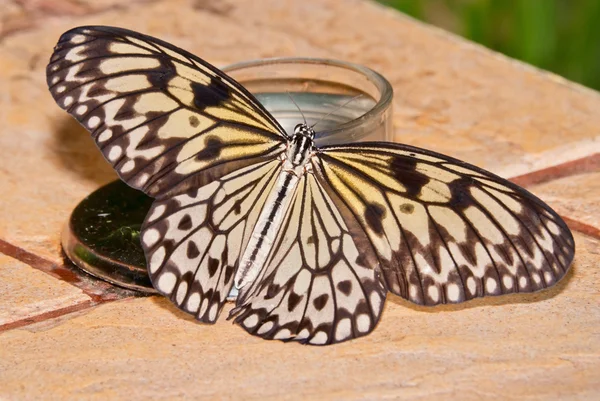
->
[[208, 303, 219, 321], [356, 314, 371, 333], [311, 331, 328, 345], [121, 160, 135, 173], [147, 204, 167, 222], [176, 281, 188, 305], [70, 34, 87, 44], [335, 318, 352, 341], [486, 277, 498, 293], [63, 96, 74, 107], [56, 85, 66, 93], [427, 285, 440, 303], [257, 321, 274, 335], [75, 105, 88, 115], [519, 276, 528, 289], [447, 283, 460, 302], [107, 146, 123, 161], [532, 273, 541, 285], [466, 277, 477, 295], [409, 284, 418, 300], [187, 293, 200, 312], [87, 116, 100, 129], [369, 292, 382, 313], [502, 275, 513, 289], [98, 129, 112, 142], [296, 329, 310, 340], [51, 76, 60, 85], [149, 246, 165, 273], [244, 314, 259, 328], [143, 228, 160, 247], [274, 329, 292, 340], [157, 272, 177, 293], [544, 271, 553, 284]]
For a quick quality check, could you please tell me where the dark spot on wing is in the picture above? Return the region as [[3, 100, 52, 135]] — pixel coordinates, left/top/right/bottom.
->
[[208, 257, 219, 277], [186, 241, 200, 259], [400, 203, 414, 214], [336, 280, 352, 296], [178, 214, 193, 230], [365, 202, 386, 235], [390, 156, 430, 197], [233, 199, 242, 215], [307, 235, 315, 245], [266, 283, 281, 299], [313, 294, 329, 311], [288, 292, 303, 312], [147, 55, 177, 90], [189, 115, 200, 127], [448, 177, 475, 210], [224, 264, 235, 284], [195, 136, 224, 161], [191, 76, 231, 110]]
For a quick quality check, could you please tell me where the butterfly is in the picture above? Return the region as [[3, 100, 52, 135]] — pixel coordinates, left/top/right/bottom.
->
[[47, 26, 575, 345]]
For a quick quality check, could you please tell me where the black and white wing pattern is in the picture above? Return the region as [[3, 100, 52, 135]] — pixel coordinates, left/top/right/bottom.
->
[[314, 143, 575, 306], [47, 26, 286, 198], [142, 159, 282, 322], [230, 172, 387, 344]]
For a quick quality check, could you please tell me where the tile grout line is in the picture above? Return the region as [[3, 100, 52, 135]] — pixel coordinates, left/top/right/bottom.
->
[[509, 153, 599, 187], [0, 300, 96, 332], [0, 238, 134, 303]]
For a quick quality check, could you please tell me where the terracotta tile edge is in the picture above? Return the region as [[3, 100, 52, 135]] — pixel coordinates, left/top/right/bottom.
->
[[509, 153, 600, 187], [0, 238, 132, 303], [561, 217, 600, 240], [0, 299, 95, 332]]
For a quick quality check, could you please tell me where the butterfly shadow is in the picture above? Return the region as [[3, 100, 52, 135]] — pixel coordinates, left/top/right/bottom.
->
[[51, 116, 117, 185], [386, 262, 576, 313]]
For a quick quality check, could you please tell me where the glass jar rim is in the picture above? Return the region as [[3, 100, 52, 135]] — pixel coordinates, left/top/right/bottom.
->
[[222, 57, 394, 139]]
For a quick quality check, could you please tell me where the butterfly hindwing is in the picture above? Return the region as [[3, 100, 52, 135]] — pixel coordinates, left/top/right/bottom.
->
[[230, 172, 387, 344], [142, 159, 282, 322], [314, 143, 575, 306], [47, 26, 286, 198]]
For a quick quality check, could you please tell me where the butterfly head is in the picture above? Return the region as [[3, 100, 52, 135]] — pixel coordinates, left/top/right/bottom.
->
[[293, 123, 315, 140]]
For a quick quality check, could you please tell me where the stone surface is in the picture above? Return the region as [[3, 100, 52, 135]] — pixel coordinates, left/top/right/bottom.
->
[[1, 232, 598, 400], [0, 254, 90, 327], [0, 0, 599, 399]]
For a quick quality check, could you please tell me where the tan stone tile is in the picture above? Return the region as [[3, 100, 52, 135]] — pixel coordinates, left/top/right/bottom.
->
[[1, 232, 597, 400], [0, 254, 90, 327], [528, 172, 600, 235]]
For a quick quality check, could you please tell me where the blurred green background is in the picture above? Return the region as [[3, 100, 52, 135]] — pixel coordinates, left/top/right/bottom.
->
[[380, 0, 600, 91]]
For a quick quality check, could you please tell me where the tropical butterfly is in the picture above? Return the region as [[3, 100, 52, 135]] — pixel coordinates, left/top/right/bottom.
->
[[47, 26, 575, 345]]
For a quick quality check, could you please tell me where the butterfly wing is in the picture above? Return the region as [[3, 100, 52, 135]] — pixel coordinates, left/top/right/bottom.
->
[[143, 159, 283, 322], [229, 172, 387, 344], [313, 143, 575, 306], [47, 26, 287, 198]]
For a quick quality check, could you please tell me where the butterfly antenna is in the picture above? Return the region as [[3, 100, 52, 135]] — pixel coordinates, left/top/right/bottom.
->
[[311, 94, 363, 130], [286, 91, 307, 126]]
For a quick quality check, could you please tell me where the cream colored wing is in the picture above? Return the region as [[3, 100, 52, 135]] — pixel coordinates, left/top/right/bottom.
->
[[142, 159, 282, 322], [230, 172, 387, 345], [313, 143, 575, 306], [47, 26, 286, 198]]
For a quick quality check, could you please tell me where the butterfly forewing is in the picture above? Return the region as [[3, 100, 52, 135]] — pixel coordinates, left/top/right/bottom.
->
[[46, 26, 287, 198], [230, 172, 387, 344], [314, 143, 575, 306], [142, 159, 282, 322]]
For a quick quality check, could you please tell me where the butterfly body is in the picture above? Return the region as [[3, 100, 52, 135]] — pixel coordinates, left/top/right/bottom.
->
[[47, 26, 575, 345]]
